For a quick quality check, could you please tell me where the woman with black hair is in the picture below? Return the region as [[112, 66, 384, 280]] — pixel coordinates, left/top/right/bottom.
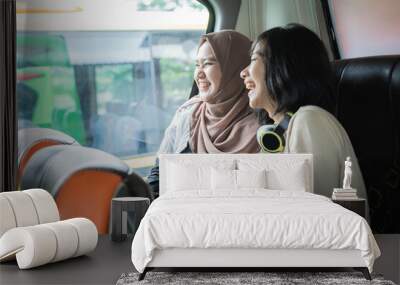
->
[[240, 23, 367, 205]]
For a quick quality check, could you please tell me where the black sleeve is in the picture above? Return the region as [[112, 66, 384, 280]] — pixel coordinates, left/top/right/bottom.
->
[[147, 158, 160, 198]]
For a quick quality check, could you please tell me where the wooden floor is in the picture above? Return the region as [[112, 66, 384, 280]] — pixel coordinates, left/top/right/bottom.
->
[[0, 235, 399, 284]]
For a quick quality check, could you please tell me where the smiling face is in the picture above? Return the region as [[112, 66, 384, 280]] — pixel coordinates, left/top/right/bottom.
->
[[194, 41, 222, 102], [240, 42, 277, 116]]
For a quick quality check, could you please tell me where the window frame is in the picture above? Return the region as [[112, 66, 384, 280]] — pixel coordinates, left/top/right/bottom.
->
[[320, 0, 341, 60], [1, 0, 18, 192]]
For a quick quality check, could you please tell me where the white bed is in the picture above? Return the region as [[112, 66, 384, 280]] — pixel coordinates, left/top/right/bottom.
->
[[131, 154, 380, 280]]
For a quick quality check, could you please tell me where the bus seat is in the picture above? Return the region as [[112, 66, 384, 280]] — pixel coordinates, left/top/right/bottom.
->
[[18, 128, 79, 184], [114, 170, 154, 202], [332, 55, 400, 233], [90, 113, 143, 156], [19, 145, 130, 234]]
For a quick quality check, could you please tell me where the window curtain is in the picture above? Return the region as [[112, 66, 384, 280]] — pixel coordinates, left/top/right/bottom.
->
[[0, 0, 17, 192]]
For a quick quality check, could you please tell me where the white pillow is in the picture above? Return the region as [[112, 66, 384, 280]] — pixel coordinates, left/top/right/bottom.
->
[[236, 169, 267, 189], [266, 161, 309, 191], [211, 169, 267, 190], [237, 159, 310, 192], [211, 168, 236, 190], [167, 162, 209, 191], [167, 160, 235, 192]]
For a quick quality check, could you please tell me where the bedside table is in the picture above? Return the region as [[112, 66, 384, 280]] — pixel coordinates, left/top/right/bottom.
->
[[110, 197, 150, 242], [332, 198, 366, 218]]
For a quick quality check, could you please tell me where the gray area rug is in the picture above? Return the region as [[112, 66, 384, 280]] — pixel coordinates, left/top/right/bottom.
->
[[117, 271, 396, 285]]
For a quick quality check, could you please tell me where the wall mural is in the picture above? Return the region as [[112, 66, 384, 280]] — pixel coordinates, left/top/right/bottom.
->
[[15, 0, 399, 234]]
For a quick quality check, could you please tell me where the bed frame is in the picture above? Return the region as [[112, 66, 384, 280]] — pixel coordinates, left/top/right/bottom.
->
[[139, 154, 371, 281], [139, 248, 371, 280]]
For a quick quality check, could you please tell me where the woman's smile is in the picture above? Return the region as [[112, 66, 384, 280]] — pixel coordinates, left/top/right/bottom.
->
[[197, 80, 211, 91], [245, 81, 256, 99], [194, 41, 222, 102]]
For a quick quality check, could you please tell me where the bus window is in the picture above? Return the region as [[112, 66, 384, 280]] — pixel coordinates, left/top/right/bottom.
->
[[16, 0, 210, 175]]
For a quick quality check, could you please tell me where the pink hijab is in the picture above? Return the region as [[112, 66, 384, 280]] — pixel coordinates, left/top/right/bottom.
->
[[189, 30, 260, 153]]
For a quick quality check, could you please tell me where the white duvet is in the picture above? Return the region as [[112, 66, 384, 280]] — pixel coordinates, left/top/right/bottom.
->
[[131, 190, 380, 273]]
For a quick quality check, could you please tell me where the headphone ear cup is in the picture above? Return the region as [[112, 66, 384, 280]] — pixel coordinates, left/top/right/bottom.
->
[[257, 124, 285, 153], [257, 125, 281, 153], [256, 112, 293, 153], [263, 132, 284, 153]]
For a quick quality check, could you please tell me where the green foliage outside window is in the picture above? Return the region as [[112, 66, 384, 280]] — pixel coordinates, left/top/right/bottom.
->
[[137, 0, 205, 11]]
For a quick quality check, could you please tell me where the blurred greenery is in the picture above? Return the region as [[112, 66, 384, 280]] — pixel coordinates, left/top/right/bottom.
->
[[95, 59, 194, 113], [17, 33, 70, 67], [160, 58, 194, 104], [16, 29, 205, 156], [137, 0, 205, 11], [96, 65, 133, 98]]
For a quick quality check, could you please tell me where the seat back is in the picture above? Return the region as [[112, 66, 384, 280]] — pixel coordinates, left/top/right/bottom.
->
[[90, 113, 143, 156], [55, 170, 123, 234], [20, 145, 130, 234], [332, 55, 400, 233]]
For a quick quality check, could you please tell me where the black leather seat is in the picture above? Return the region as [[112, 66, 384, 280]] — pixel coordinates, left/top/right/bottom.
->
[[332, 55, 400, 233]]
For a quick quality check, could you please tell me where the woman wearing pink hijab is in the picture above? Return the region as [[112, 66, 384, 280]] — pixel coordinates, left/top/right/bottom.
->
[[148, 30, 260, 197]]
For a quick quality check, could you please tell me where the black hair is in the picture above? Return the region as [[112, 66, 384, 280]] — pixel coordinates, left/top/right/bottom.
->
[[252, 23, 334, 120]]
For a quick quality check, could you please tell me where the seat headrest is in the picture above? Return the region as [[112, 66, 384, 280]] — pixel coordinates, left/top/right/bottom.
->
[[18, 128, 78, 163], [20, 145, 130, 197], [332, 55, 400, 233]]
